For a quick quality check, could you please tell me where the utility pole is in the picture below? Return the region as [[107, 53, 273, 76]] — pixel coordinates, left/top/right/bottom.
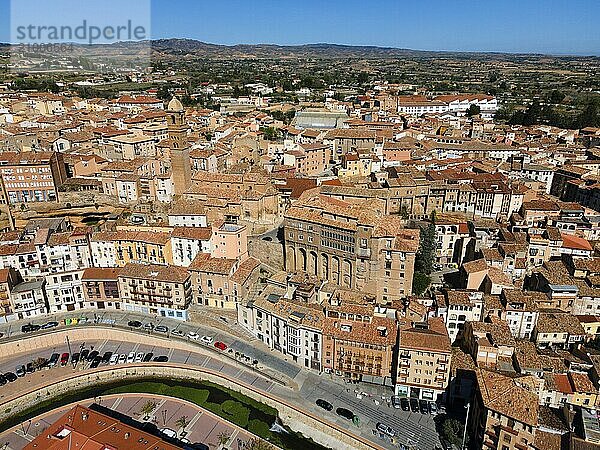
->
[[462, 401, 471, 450], [66, 335, 73, 358]]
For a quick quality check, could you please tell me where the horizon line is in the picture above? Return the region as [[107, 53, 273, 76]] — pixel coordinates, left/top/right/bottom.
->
[[1, 38, 599, 58]]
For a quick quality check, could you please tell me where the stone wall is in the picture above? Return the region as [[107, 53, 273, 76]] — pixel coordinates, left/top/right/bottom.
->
[[248, 238, 285, 270]]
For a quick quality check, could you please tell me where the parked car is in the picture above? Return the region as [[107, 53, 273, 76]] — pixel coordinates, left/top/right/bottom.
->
[[135, 352, 144, 363], [109, 354, 119, 365], [102, 352, 113, 363], [21, 323, 40, 333], [200, 335, 213, 345], [400, 398, 410, 411], [130, 215, 145, 224], [15, 365, 26, 377], [90, 357, 102, 369], [429, 402, 437, 415], [60, 353, 69, 366], [335, 408, 355, 420], [41, 321, 59, 329], [409, 398, 419, 413], [26, 362, 35, 373], [71, 353, 80, 365], [316, 399, 333, 411], [118, 354, 127, 364], [80, 349, 89, 361], [143, 323, 154, 330], [128, 320, 142, 328], [87, 351, 99, 362], [214, 341, 227, 351], [391, 395, 401, 409], [48, 353, 60, 368], [376, 423, 395, 437], [419, 400, 429, 414], [4, 372, 17, 382], [187, 331, 200, 340], [127, 352, 135, 363], [171, 329, 184, 337], [153, 355, 168, 362], [143, 352, 154, 362], [155, 325, 168, 333], [0, 375, 6, 386]]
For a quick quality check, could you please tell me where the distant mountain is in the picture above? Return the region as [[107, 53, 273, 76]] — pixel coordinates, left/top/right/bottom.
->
[[1, 38, 594, 60]]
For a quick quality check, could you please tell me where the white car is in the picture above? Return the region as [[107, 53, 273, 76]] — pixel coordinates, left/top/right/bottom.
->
[[200, 335, 213, 345], [109, 354, 119, 365], [171, 329, 184, 337], [126, 352, 135, 363], [118, 354, 127, 364], [135, 352, 144, 363], [187, 331, 199, 340]]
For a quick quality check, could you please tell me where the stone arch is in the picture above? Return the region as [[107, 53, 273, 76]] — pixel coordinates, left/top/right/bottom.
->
[[309, 251, 318, 276], [298, 248, 307, 272]]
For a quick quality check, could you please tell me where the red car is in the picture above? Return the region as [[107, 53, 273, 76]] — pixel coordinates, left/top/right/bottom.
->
[[60, 353, 69, 366], [214, 341, 227, 351]]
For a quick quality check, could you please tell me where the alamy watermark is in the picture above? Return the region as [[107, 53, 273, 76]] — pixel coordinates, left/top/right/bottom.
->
[[9, 0, 152, 73]]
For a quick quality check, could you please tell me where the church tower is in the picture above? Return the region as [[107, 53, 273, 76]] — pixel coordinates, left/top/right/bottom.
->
[[166, 97, 192, 196]]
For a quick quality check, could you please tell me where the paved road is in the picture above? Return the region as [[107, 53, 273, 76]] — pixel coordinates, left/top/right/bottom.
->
[[0, 311, 442, 449]]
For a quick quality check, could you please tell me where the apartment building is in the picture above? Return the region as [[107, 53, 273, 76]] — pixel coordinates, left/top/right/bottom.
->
[[440, 290, 484, 343], [0, 151, 66, 204], [189, 254, 260, 309], [282, 143, 332, 176], [44, 269, 85, 313], [284, 191, 419, 303], [105, 134, 157, 160], [395, 317, 452, 402], [469, 369, 538, 450], [322, 128, 377, 161], [82, 267, 121, 310], [322, 313, 397, 383], [118, 263, 192, 320], [90, 230, 173, 267], [239, 287, 325, 371], [171, 227, 212, 267], [9, 279, 46, 319], [435, 221, 471, 265], [500, 289, 541, 339]]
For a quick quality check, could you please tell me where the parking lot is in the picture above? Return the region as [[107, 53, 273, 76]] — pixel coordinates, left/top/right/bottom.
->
[[0, 311, 443, 449]]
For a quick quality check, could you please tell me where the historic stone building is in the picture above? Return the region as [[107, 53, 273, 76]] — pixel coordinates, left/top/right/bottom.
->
[[284, 190, 419, 303]]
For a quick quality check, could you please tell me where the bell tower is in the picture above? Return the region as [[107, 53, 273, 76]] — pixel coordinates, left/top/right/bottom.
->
[[166, 97, 192, 195]]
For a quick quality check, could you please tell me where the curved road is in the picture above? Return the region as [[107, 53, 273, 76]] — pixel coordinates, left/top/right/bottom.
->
[[0, 311, 441, 450]]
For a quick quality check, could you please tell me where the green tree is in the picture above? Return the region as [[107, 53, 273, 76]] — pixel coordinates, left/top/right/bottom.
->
[[441, 417, 465, 447], [139, 400, 157, 418], [261, 127, 280, 141], [466, 104, 481, 117], [175, 416, 189, 435], [412, 272, 431, 296], [416, 215, 436, 275], [548, 90, 565, 104]]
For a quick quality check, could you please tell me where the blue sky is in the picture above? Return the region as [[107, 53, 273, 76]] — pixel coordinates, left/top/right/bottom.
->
[[1, 0, 599, 55]]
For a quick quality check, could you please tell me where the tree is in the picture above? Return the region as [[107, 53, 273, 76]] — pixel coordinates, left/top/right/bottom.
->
[[412, 272, 431, 296], [246, 439, 276, 450], [548, 90, 565, 104], [261, 127, 280, 141], [175, 416, 189, 435], [416, 216, 436, 275], [466, 104, 481, 117], [441, 417, 464, 447], [217, 431, 231, 446], [139, 400, 157, 418]]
